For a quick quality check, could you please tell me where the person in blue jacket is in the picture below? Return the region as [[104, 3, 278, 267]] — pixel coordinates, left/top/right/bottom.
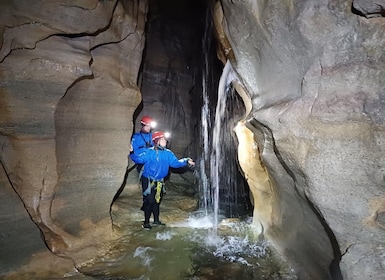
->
[[130, 131, 195, 230], [130, 116, 157, 210], [130, 115, 156, 160]]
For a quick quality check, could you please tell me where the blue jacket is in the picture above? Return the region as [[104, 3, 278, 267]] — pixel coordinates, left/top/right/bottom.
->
[[130, 146, 189, 180], [131, 132, 153, 161]]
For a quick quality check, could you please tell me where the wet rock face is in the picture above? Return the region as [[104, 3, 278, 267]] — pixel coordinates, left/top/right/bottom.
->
[[138, 0, 207, 161], [218, 0, 385, 279], [0, 0, 147, 274], [135, 0, 210, 188], [353, 0, 385, 18]]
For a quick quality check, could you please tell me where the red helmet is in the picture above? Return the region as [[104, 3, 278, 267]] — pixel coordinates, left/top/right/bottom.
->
[[152, 131, 170, 143], [141, 116, 154, 126]]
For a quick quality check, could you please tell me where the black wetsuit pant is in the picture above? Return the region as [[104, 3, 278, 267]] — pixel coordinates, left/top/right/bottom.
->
[[141, 176, 163, 224]]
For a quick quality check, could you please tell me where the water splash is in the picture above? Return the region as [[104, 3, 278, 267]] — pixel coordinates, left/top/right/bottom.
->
[[133, 246, 154, 269], [183, 219, 269, 267], [81, 221, 296, 279], [170, 212, 214, 228], [211, 235, 267, 265], [155, 231, 176, 240]]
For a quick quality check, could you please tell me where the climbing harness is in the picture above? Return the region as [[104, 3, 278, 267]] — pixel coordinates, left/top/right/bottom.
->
[[143, 178, 164, 203], [153, 180, 163, 203]]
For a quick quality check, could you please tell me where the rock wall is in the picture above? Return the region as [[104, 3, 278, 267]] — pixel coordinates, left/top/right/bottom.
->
[[0, 0, 148, 277], [137, 0, 208, 188], [217, 0, 385, 279]]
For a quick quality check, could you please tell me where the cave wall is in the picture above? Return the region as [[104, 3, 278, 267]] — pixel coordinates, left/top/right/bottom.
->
[[0, 0, 148, 277], [137, 0, 208, 188], [217, 0, 385, 279]]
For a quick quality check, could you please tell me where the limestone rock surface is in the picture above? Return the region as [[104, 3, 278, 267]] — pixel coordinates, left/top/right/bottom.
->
[[0, 0, 147, 277], [353, 0, 385, 18], [218, 0, 385, 279]]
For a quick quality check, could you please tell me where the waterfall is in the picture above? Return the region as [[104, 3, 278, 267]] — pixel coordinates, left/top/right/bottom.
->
[[199, 57, 241, 228], [210, 60, 237, 231], [198, 3, 213, 217], [197, 3, 251, 233], [199, 82, 210, 216]]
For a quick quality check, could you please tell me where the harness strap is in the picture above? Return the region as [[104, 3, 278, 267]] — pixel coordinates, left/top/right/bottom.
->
[[149, 179, 164, 203], [140, 133, 150, 148], [142, 177, 165, 202], [154, 181, 163, 203]]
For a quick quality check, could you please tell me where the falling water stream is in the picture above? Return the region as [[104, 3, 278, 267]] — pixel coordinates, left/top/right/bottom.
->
[[209, 60, 232, 232]]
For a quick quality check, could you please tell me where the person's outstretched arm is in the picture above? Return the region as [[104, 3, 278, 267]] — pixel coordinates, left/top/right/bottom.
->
[[167, 150, 195, 168]]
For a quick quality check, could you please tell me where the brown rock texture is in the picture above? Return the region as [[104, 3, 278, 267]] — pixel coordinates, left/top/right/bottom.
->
[[0, 0, 148, 276], [218, 0, 385, 279]]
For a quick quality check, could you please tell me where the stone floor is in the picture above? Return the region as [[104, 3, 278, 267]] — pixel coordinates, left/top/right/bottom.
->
[[110, 178, 199, 234]]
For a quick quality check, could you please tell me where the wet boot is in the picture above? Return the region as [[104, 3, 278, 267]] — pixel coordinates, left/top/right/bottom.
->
[[142, 223, 152, 230]]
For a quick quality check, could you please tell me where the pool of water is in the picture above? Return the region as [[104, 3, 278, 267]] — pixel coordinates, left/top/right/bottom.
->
[[78, 217, 298, 280]]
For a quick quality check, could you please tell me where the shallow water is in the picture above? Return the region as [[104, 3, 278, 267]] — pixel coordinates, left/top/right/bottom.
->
[[78, 216, 298, 280]]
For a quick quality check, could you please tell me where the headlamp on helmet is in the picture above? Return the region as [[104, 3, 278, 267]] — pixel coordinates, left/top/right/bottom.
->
[[140, 116, 156, 128], [152, 131, 170, 144]]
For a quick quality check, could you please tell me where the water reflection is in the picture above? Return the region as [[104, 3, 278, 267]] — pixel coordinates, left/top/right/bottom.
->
[[79, 216, 297, 280]]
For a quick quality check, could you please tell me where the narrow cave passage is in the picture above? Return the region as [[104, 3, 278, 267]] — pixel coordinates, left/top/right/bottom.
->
[[110, 0, 253, 218], [136, 0, 253, 219], [111, 0, 253, 223]]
